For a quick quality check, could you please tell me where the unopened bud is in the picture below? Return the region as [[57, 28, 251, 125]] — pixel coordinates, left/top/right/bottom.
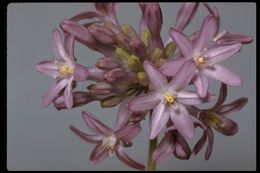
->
[[96, 57, 120, 70], [88, 24, 115, 44]]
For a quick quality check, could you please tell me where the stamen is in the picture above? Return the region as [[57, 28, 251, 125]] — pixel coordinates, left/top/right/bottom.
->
[[115, 47, 130, 60], [141, 31, 151, 47], [164, 42, 176, 59], [58, 64, 74, 76], [165, 94, 175, 104], [196, 56, 205, 65]]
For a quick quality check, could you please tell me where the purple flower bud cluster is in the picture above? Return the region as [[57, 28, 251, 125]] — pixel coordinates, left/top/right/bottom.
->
[[36, 3, 252, 170]]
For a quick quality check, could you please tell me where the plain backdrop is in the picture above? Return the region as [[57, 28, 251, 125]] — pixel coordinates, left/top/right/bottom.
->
[[7, 3, 256, 171]]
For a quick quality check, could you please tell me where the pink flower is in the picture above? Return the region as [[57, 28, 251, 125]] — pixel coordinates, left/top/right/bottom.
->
[[160, 15, 242, 97], [129, 60, 213, 139], [36, 29, 88, 109], [70, 111, 145, 170], [187, 83, 248, 159]]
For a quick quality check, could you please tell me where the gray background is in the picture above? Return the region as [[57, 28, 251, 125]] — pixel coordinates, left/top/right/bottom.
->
[[7, 3, 256, 171]]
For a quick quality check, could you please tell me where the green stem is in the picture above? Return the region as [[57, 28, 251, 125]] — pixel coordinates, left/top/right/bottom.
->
[[147, 137, 157, 171]]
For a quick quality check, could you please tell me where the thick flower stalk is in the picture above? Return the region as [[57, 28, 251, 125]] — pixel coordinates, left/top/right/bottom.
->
[[36, 2, 252, 171]]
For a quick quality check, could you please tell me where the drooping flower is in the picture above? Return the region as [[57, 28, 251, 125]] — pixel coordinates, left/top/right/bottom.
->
[[129, 60, 214, 139], [160, 15, 242, 97], [186, 83, 248, 159], [70, 111, 145, 170], [36, 29, 88, 109], [152, 128, 191, 164]]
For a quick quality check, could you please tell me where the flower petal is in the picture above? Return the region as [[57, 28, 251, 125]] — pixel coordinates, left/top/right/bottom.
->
[[192, 130, 207, 155], [128, 92, 160, 112], [143, 60, 168, 91], [213, 115, 238, 136], [169, 28, 193, 57], [159, 57, 187, 77], [73, 64, 89, 82], [217, 97, 248, 116], [203, 64, 242, 86], [217, 33, 253, 44], [152, 132, 174, 164], [205, 128, 214, 160], [168, 59, 196, 91], [192, 71, 209, 98], [204, 43, 241, 65], [169, 103, 194, 139], [42, 79, 68, 107], [114, 99, 133, 130], [64, 33, 76, 63], [150, 102, 168, 139], [116, 147, 145, 170], [36, 60, 59, 78], [70, 125, 102, 144], [90, 144, 108, 164], [174, 133, 191, 159], [210, 83, 227, 110], [175, 3, 199, 31], [115, 124, 141, 142], [82, 111, 113, 136], [176, 91, 213, 105], [194, 15, 218, 52], [52, 28, 71, 63], [64, 77, 74, 109]]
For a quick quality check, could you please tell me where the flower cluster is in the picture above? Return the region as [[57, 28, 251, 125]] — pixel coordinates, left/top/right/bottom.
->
[[36, 3, 252, 170]]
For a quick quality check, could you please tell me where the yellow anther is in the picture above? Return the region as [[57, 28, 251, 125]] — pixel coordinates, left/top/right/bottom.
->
[[127, 54, 140, 68], [165, 94, 175, 104], [121, 24, 137, 38], [58, 64, 74, 75], [196, 56, 205, 65], [152, 48, 163, 60], [164, 42, 176, 59], [115, 47, 130, 60], [141, 31, 151, 47], [206, 113, 222, 126]]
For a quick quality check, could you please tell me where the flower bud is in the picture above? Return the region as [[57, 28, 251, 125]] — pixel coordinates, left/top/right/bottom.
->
[[96, 57, 120, 70], [88, 24, 116, 44]]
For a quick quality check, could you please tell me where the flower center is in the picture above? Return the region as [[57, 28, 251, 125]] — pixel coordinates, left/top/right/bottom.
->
[[205, 113, 224, 127], [59, 64, 74, 76], [165, 94, 175, 104], [196, 56, 205, 65], [102, 135, 119, 157]]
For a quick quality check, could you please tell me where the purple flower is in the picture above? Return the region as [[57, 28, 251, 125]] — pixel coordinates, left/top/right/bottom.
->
[[187, 83, 248, 159], [160, 15, 242, 97], [152, 129, 191, 164], [129, 60, 213, 139], [36, 29, 89, 109], [70, 111, 145, 170]]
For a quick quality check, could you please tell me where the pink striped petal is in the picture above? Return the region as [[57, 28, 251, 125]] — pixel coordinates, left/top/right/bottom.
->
[[128, 92, 160, 112], [150, 102, 168, 139], [144, 60, 168, 91], [194, 15, 218, 52], [205, 128, 214, 160], [168, 59, 196, 91], [175, 3, 199, 31], [70, 11, 102, 22], [217, 97, 248, 116], [217, 33, 253, 44], [42, 79, 68, 107], [174, 134, 191, 159], [73, 64, 89, 82], [204, 43, 241, 65], [90, 144, 108, 164], [152, 132, 174, 164], [192, 71, 209, 98], [64, 77, 74, 109], [203, 64, 242, 86], [159, 57, 187, 76], [95, 3, 118, 24], [213, 115, 238, 136], [116, 147, 145, 170], [210, 83, 227, 110], [176, 91, 210, 105], [70, 126, 102, 144], [169, 103, 194, 139], [115, 124, 141, 142], [114, 99, 133, 130], [52, 28, 71, 63], [64, 33, 75, 63], [192, 130, 207, 155], [82, 111, 113, 136], [169, 28, 193, 57], [36, 60, 59, 78]]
